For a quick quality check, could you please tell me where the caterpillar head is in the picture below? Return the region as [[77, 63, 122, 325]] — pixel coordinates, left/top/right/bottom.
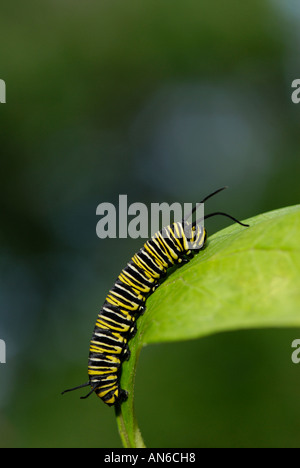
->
[[181, 221, 207, 255], [181, 187, 249, 257]]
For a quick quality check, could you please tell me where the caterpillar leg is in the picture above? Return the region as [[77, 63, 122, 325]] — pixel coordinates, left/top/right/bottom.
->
[[151, 283, 160, 293], [103, 386, 128, 407], [119, 388, 128, 403], [138, 304, 146, 316], [128, 323, 137, 339], [122, 343, 131, 361], [179, 258, 190, 265]]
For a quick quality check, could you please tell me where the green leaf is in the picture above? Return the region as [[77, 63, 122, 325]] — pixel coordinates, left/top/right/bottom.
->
[[116, 205, 300, 447]]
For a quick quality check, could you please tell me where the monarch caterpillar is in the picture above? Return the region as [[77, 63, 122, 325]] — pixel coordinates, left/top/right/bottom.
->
[[62, 187, 249, 406]]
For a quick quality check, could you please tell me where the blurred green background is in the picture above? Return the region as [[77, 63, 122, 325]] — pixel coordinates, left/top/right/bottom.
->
[[0, 0, 300, 448]]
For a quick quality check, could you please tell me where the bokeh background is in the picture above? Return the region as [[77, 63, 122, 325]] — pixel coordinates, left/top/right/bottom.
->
[[0, 0, 300, 448]]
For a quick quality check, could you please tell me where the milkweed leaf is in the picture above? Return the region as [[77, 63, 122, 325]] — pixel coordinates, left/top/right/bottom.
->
[[116, 205, 300, 447]]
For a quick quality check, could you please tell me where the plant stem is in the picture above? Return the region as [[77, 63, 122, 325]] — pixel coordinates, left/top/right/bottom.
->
[[115, 404, 146, 448]]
